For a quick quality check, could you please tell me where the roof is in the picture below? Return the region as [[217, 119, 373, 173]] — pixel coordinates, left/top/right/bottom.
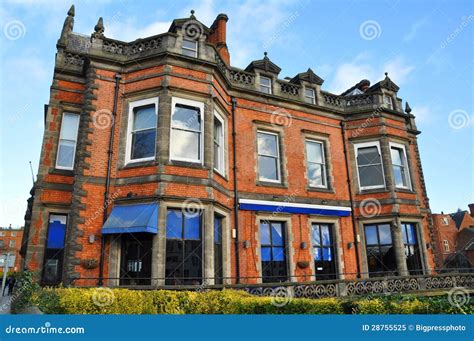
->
[[341, 79, 370, 96], [290, 68, 324, 85], [450, 210, 468, 229], [366, 73, 400, 93], [168, 10, 210, 36], [245, 52, 281, 74]]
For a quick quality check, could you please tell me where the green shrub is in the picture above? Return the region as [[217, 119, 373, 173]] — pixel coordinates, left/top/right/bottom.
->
[[352, 298, 388, 314], [10, 271, 40, 314]]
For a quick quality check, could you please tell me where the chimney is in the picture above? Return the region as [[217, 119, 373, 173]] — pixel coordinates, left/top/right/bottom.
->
[[209, 13, 230, 65], [468, 203, 474, 217]]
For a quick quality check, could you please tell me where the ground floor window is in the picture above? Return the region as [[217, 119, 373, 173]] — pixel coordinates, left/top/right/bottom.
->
[[165, 209, 202, 285], [401, 223, 423, 275], [364, 223, 397, 277], [214, 214, 223, 284], [119, 233, 153, 286], [260, 221, 287, 283], [311, 223, 337, 280], [42, 214, 68, 285]]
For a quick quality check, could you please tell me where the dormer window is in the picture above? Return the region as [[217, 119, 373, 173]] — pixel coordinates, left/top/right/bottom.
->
[[383, 95, 393, 110], [260, 76, 272, 94], [182, 39, 198, 58], [304, 88, 316, 104]]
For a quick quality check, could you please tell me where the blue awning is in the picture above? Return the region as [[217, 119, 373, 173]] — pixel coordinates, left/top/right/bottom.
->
[[239, 199, 351, 217], [102, 203, 159, 234]]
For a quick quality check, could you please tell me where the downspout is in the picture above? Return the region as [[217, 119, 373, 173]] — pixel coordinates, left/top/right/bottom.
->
[[231, 97, 240, 283], [98, 73, 121, 286], [340, 121, 361, 278]]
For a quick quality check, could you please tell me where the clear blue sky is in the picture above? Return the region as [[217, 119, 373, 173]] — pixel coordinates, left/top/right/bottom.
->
[[0, 0, 473, 227]]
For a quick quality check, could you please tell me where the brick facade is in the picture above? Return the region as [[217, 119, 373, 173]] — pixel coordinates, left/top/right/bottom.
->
[[0, 226, 24, 272], [22, 7, 435, 286]]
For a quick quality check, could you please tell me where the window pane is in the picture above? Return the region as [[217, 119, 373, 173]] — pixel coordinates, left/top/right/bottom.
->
[[133, 105, 156, 131], [214, 216, 222, 244], [314, 247, 322, 261], [312, 225, 321, 246], [257, 133, 278, 156], [272, 247, 285, 261], [57, 140, 75, 168], [357, 146, 380, 166], [173, 105, 201, 131], [260, 85, 271, 94], [171, 129, 200, 160], [260, 77, 271, 86], [305, 89, 314, 99], [61, 113, 80, 140], [182, 48, 197, 57], [182, 39, 197, 50], [390, 147, 403, 165], [403, 224, 416, 244], [184, 214, 201, 240], [258, 155, 278, 181], [358, 165, 384, 187], [365, 225, 378, 245], [321, 225, 331, 245], [322, 247, 332, 261], [378, 224, 392, 244], [260, 222, 271, 245], [271, 223, 283, 246], [393, 165, 407, 188], [306, 141, 323, 163], [308, 163, 324, 187], [261, 247, 271, 261], [166, 210, 183, 239], [131, 130, 156, 159]]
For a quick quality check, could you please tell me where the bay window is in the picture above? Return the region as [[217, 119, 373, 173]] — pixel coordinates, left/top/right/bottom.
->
[[401, 223, 422, 275], [390, 143, 411, 189], [364, 223, 396, 277], [56, 112, 80, 170], [355, 141, 385, 190]]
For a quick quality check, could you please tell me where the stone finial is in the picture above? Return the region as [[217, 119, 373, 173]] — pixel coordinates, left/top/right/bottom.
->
[[385, 72, 388, 77], [264, 51, 268, 58], [58, 4, 75, 46], [190, 9, 196, 19], [92, 17, 105, 39], [405, 102, 412, 114]]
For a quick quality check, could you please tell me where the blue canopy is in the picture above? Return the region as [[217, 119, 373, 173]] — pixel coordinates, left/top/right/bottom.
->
[[102, 203, 159, 234]]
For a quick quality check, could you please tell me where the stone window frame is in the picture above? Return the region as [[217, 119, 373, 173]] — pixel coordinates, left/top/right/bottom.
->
[[181, 38, 198, 58], [307, 216, 345, 280], [55, 111, 81, 171], [213, 109, 227, 177], [388, 141, 413, 191], [124, 97, 159, 165], [353, 140, 387, 191], [254, 214, 295, 284], [304, 87, 316, 104], [213, 205, 232, 285], [302, 131, 334, 192], [259, 75, 273, 94], [388, 139, 416, 193], [399, 217, 430, 275], [169, 96, 205, 165]]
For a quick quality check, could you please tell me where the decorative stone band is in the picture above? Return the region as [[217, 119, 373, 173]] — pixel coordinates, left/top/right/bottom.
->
[[238, 199, 352, 217]]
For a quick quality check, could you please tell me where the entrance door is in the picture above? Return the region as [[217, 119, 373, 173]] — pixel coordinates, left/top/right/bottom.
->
[[311, 223, 337, 280], [120, 234, 152, 286]]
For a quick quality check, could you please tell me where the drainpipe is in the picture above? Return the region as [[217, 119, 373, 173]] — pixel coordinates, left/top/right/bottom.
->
[[340, 121, 361, 278], [98, 73, 121, 286], [231, 97, 240, 283]]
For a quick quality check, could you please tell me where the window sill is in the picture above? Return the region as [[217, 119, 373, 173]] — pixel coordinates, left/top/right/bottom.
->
[[256, 181, 288, 189], [357, 188, 390, 195], [121, 160, 157, 170], [307, 186, 334, 194], [213, 169, 229, 181], [49, 168, 74, 176], [166, 160, 208, 169], [394, 188, 416, 194]]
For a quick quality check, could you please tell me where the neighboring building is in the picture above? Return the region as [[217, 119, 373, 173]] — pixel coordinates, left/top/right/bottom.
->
[[432, 213, 459, 269], [22, 7, 435, 287], [0, 226, 24, 272]]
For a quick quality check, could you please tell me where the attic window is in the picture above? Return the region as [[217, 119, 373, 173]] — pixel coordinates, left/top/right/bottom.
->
[[304, 88, 316, 104], [383, 95, 393, 110], [260, 76, 272, 94], [182, 39, 198, 58]]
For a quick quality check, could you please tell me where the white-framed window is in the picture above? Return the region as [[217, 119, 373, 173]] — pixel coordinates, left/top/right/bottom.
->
[[9, 240, 15, 248], [182, 39, 198, 58], [443, 240, 450, 252], [125, 98, 158, 164], [259, 76, 272, 94], [383, 95, 393, 109], [213, 111, 225, 175], [257, 130, 281, 182], [56, 112, 80, 170], [170, 97, 204, 163], [389, 142, 411, 189], [11, 232, 16, 237], [305, 139, 327, 188], [354, 141, 386, 190], [442, 217, 449, 225], [304, 88, 316, 104]]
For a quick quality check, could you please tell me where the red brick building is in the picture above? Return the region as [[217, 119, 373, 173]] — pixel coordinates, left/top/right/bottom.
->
[[22, 7, 435, 287], [0, 226, 24, 272]]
